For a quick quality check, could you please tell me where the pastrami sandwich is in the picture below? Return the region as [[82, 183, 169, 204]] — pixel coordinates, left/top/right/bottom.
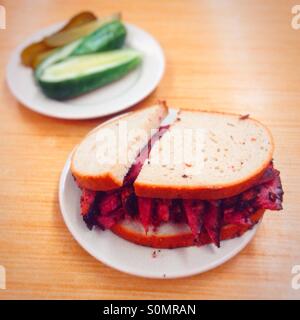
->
[[71, 102, 283, 248]]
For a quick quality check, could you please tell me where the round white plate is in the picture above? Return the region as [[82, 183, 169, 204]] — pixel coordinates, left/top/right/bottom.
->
[[59, 162, 259, 279], [6, 22, 165, 119]]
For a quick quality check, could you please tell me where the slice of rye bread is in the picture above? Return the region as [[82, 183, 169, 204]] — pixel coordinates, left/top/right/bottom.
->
[[111, 209, 265, 249], [71, 103, 168, 191], [134, 110, 274, 199]]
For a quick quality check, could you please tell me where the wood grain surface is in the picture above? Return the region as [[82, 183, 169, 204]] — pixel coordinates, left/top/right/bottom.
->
[[0, 0, 299, 299]]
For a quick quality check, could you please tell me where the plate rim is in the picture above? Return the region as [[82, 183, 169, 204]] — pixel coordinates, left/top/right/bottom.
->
[[6, 21, 165, 120]]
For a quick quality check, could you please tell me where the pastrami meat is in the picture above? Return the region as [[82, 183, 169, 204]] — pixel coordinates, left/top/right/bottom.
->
[[78, 162, 283, 247]]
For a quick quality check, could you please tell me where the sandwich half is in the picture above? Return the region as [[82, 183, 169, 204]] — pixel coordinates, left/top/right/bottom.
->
[[72, 104, 283, 248]]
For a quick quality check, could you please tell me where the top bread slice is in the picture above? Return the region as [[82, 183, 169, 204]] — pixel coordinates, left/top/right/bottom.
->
[[134, 110, 274, 199], [71, 103, 168, 190]]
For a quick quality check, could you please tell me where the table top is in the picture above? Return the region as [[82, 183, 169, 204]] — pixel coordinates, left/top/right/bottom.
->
[[0, 0, 299, 299]]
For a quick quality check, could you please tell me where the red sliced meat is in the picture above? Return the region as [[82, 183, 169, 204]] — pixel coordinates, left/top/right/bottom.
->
[[255, 162, 278, 186], [121, 187, 132, 204], [222, 195, 239, 209], [241, 188, 258, 202], [123, 126, 169, 186], [98, 191, 121, 215], [79, 160, 283, 248], [254, 174, 283, 210], [121, 187, 138, 218], [97, 208, 125, 229], [183, 199, 205, 237], [80, 189, 97, 216], [156, 199, 171, 223], [170, 200, 186, 223], [138, 197, 153, 232], [203, 201, 222, 247], [223, 208, 252, 226]]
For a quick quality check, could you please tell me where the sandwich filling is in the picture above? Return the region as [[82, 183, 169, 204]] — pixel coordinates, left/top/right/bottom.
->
[[77, 122, 283, 247], [79, 162, 283, 247]]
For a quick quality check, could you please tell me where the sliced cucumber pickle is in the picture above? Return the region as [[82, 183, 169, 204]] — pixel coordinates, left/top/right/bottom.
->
[[37, 49, 142, 100]]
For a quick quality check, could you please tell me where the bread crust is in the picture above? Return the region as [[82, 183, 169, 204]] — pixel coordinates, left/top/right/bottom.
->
[[71, 171, 122, 191], [134, 111, 274, 199], [134, 163, 269, 200], [111, 209, 265, 249]]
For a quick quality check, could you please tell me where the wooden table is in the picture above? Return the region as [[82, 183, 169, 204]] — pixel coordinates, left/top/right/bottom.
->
[[0, 0, 299, 299]]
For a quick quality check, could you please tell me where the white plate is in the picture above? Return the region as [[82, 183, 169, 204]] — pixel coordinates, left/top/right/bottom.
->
[[59, 156, 259, 279], [6, 22, 165, 119]]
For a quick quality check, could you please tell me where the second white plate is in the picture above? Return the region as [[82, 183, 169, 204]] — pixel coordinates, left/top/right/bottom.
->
[[6, 22, 165, 119]]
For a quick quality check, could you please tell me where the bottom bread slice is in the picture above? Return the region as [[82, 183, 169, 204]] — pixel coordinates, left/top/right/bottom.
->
[[110, 209, 264, 249]]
